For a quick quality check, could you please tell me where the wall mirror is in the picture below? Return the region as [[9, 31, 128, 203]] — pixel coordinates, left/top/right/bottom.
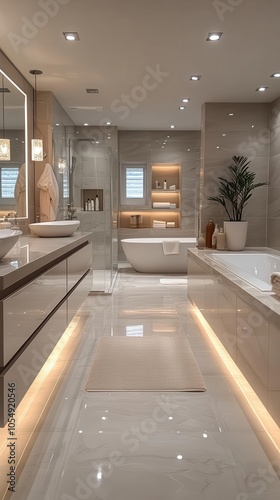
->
[[0, 69, 27, 218]]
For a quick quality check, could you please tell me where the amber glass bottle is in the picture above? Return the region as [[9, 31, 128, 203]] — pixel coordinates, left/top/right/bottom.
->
[[205, 219, 215, 248]]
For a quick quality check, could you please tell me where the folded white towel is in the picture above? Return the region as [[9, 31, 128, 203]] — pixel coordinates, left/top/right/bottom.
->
[[153, 202, 171, 208], [162, 239, 180, 255], [270, 272, 280, 284], [166, 222, 176, 227]]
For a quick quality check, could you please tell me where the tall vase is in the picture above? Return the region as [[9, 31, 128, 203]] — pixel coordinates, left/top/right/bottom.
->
[[224, 221, 248, 251]]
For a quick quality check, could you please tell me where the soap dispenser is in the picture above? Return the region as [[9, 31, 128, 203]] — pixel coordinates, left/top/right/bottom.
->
[[95, 194, 99, 211], [212, 223, 219, 249]]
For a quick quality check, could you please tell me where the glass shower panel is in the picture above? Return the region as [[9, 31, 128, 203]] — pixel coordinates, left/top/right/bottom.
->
[[69, 138, 112, 292]]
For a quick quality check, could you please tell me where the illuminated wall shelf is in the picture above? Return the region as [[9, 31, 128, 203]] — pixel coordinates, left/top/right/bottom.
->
[[118, 163, 181, 229]]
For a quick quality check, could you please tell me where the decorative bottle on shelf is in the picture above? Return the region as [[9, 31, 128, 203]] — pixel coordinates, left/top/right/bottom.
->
[[91, 199, 94, 211], [205, 219, 215, 248], [95, 194, 99, 211], [197, 233, 205, 250], [163, 179, 167, 190], [212, 223, 219, 249], [216, 227, 225, 250]]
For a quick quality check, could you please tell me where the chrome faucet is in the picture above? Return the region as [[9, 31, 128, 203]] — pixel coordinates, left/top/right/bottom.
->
[[66, 203, 77, 220]]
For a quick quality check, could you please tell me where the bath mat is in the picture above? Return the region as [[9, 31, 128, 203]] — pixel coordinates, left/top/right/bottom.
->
[[160, 279, 188, 285], [85, 336, 206, 392]]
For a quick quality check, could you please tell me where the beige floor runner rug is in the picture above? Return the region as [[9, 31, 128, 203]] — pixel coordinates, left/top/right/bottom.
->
[[85, 336, 206, 392]]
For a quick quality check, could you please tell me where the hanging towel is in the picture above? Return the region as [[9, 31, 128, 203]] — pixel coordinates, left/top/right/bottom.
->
[[162, 239, 180, 255], [37, 163, 59, 222]]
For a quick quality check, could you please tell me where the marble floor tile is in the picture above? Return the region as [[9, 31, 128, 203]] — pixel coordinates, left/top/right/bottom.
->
[[8, 269, 280, 499]]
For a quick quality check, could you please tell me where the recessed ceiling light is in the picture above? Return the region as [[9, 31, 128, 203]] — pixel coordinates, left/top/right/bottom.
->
[[56, 123, 60, 126], [256, 86, 268, 92], [86, 88, 99, 93], [84, 123, 89, 126], [179, 106, 185, 110], [190, 75, 201, 81], [229, 113, 234, 116], [63, 32, 80, 41], [271, 73, 280, 78], [206, 32, 223, 41], [222, 133, 226, 136], [106, 121, 111, 125], [170, 125, 175, 129], [182, 98, 190, 103]]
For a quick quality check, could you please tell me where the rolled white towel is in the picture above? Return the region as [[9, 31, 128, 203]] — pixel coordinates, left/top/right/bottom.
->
[[272, 284, 280, 296], [270, 272, 280, 285], [162, 239, 180, 255]]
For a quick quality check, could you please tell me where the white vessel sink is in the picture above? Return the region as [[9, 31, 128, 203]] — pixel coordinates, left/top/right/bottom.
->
[[29, 221, 80, 237], [0, 229, 22, 260]]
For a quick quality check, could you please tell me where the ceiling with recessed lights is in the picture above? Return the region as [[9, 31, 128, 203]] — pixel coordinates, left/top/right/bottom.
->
[[0, 0, 280, 130]]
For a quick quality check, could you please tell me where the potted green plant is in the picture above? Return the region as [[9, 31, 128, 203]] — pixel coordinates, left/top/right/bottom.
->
[[208, 155, 267, 250]]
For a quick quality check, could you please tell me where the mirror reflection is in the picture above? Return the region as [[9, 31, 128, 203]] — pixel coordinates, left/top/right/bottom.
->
[[0, 69, 27, 218]]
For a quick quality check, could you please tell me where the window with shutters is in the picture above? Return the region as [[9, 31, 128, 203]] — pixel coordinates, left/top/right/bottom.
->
[[120, 162, 148, 206]]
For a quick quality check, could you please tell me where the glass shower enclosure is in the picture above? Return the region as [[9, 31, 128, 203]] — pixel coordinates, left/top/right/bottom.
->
[[66, 131, 117, 292]]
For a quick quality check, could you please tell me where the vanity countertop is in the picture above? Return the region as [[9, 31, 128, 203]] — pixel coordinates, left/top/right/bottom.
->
[[0, 232, 93, 291]]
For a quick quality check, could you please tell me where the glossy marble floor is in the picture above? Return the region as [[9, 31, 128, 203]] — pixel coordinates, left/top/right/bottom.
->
[[9, 268, 280, 499]]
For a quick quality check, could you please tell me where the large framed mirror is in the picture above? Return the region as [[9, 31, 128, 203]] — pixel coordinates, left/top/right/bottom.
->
[[0, 69, 27, 218]]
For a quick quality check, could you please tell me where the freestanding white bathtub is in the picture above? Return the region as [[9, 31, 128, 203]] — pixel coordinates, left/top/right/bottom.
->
[[121, 238, 197, 273], [207, 252, 280, 291]]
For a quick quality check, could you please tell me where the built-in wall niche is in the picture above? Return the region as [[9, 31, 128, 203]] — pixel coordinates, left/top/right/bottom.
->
[[151, 164, 180, 190], [82, 189, 103, 211]]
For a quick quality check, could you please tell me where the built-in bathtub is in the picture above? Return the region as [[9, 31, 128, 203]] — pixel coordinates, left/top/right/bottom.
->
[[187, 247, 280, 428], [121, 238, 197, 273], [207, 252, 280, 291]]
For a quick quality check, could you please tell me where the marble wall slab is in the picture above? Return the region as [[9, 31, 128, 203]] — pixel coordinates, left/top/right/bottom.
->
[[268, 97, 280, 249], [200, 103, 270, 247]]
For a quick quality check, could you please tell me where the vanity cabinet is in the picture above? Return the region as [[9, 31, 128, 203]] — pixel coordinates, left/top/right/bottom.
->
[[0, 260, 67, 367], [0, 234, 92, 426]]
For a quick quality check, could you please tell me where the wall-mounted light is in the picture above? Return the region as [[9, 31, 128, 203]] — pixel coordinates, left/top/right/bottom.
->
[[30, 69, 44, 161], [0, 74, 11, 161]]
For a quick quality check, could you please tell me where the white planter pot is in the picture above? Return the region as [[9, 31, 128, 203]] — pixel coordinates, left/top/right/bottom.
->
[[224, 221, 248, 251]]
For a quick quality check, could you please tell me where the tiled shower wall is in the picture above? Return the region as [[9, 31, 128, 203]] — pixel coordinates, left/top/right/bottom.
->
[[200, 103, 270, 247], [268, 96, 280, 250], [118, 130, 201, 260]]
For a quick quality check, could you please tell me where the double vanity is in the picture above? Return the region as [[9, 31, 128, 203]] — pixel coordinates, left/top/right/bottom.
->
[[0, 230, 92, 426]]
